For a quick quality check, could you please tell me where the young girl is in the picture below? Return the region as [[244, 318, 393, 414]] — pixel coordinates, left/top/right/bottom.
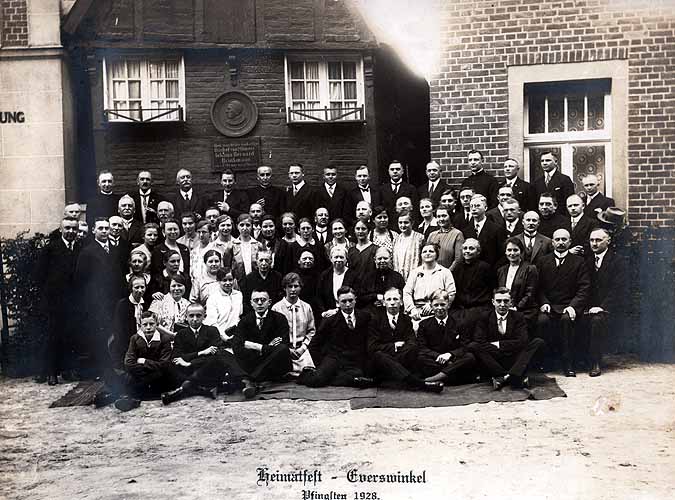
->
[[204, 267, 244, 346]]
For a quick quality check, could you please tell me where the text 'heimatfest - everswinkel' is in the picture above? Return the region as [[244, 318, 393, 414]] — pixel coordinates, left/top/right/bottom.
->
[[257, 468, 322, 487], [346, 469, 427, 483]]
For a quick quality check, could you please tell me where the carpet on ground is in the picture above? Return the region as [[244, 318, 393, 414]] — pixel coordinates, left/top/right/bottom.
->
[[222, 381, 377, 402], [49, 380, 106, 408]]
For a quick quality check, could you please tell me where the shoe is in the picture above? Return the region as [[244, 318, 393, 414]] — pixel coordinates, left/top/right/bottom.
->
[[161, 387, 185, 405], [352, 377, 375, 388], [509, 375, 531, 389], [242, 380, 257, 399], [219, 380, 234, 395], [589, 363, 602, 377], [114, 397, 140, 412], [194, 385, 217, 399], [565, 368, 577, 378], [34, 375, 47, 384], [94, 390, 117, 408], [47, 375, 58, 386], [423, 381, 444, 393], [492, 376, 506, 391]]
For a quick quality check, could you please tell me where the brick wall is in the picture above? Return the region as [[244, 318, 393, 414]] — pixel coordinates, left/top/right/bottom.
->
[[102, 51, 370, 198], [1, 0, 28, 47], [430, 0, 675, 230]]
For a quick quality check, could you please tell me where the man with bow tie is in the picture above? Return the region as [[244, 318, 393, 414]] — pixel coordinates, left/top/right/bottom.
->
[[583, 228, 625, 377], [368, 288, 443, 392], [414, 289, 476, 384], [34, 216, 81, 385], [472, 288, 545, 390], [536, 229, 591, 377], [313, 207, 331, 246], [347, 166, 382, 225], [233, 289, 292, 382], [299, 286, 374, 388]]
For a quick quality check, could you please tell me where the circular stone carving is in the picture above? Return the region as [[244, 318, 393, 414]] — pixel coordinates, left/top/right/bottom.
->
[[210, 90, 258, 137]]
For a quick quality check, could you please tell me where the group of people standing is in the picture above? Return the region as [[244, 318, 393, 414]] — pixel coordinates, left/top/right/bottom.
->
[[34, 149, 627, 411]]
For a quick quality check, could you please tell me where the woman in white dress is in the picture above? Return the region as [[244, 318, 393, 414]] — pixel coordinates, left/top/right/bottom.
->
[[204, 267, 243, 345], [392, 213, 424, 282], [149, 274, 190, 337]]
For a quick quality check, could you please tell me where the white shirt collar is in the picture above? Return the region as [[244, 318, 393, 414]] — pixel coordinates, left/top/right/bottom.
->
[[325, 182, 335, 191], [181, 188, 193, 198], [586, 191, 599, 202], [594, 249, 608, 267], [387, 311, 399, 323], [293, 181, 306, 191], [571, 214, 583, 223], [129, 295, 144, 306], [342, 311, 355, 322], [141, 330, 161, 346], [62, 237, 73, 249], [554, 251, 568, 259]]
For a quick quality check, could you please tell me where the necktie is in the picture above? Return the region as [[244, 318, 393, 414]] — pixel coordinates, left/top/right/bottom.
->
[[328, 186, 334, 198], [474, 221, 480, 235], [439, 320, 445, 329], [223, 191, 229, 202], [346, 315, 355, 330], [390, 316, 397, 331], [360, 187, 369, 192], [571, 218, 577, 230], [429, 181, 435, 194], [257, 316, 264, 329], [556, 257, 564, 268], [595, 255, 600, 270], [293, 185, 298, 196], [526, 237, 533, 253], [103, 244, 110, 254], [498, 317, 506, 335], [545, 172, 551, 187], [392, 183, 399, 194], [465, 210, 471, 221], [184, 193, 189, 202]]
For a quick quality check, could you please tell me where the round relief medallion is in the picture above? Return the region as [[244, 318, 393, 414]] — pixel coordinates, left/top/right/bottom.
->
[[210, 90, 258, 137]]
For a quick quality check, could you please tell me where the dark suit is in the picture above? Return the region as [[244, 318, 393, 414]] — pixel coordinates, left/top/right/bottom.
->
[[537, 213, 568, 239], [286, 183, 317, 221], [496, 263, 539, 323], [121, 218, 144, 246], [461, 170, 499, 208], [516, 232, 553, 266], [314, 183, 349, 221], [86, 192, 120, 228], [450, 259, 494, 330], [34, 238, 81, 376], [368, 310, 419, 385], [462, 218, 507, 269], [301, 310, 371, 387], [533, 170, 575, 216], [123, 331, 174, 395], [452, 209, 472, 233], [486, 207, 505, 227], [316, 268, 357, 315], [583, 192, 615, 218], [501, 177, 536, 212], [131, 190, 163, 224], [380, 181, 419, 224], [583, 250, 626, 364], [569, 215, 597, 256], [239, 270, 283, 314], [232, 310, 292, 381], [358, 268, 406, 313], [210, 189, 250, 221], [504, 220, 524, 239], [536, 252, 591, 368], [471, 311, 544, 378], [169, 188, 210, 219], [247, 185, 286, 218], [417, 180, 449, 209], [415, 316, 476, 382], [346, 185, 382, 224]]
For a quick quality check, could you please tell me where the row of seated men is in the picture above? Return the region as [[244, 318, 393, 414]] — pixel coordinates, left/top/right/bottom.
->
[[99, 281, 545, 412]]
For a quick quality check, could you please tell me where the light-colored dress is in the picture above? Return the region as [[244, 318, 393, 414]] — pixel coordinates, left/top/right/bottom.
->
[[204, 289, 243, 342], [426, 228, 465, 272], [392, 231, 425, 282], [371, 229, 398, 254], [271, 297, 316, 374], [149, 294, 190, 334], [403, 263, 456, 316]]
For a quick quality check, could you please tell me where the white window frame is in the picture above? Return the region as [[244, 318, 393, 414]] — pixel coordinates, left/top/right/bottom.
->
[[523, 83, 613, 196], [103, 55, 186, 122], [283, 54, 366, 123]]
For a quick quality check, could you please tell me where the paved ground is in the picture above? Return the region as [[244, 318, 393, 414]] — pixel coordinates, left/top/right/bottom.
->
[[1, 356, 674, 500]]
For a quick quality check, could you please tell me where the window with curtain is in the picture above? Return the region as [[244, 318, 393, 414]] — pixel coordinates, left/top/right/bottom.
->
[[104, 56, 185, 122]]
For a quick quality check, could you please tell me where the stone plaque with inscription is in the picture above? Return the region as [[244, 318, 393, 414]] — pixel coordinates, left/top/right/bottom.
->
[[212, 138, 260, 173]]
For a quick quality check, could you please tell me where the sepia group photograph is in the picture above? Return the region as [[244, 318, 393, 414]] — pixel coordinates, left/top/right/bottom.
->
[[1, 0, 673, 499]]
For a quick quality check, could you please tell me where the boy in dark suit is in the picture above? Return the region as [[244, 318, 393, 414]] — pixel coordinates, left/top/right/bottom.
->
[[471, 288, 545, 390]]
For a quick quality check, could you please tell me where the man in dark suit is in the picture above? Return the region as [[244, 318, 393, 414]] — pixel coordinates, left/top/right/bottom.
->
[[108, 216, 132, 270], [131, 170, 163, 224], [536, 229, 591, 376], [117, 195, 143, 246], [368, 288, 443, 392], [347, 165, 382, 225], [299, 286, 373, 388], [537, 193, 569, 238], [313, 207, 332, 246], [233, 289, 292, 381], [240, 251, 283, 314], [379, 161, 418, 222], [583, 228, 625, 377], [75, 218, 124, 375], [285, 164, 316, 221], [533, 152, 575, 216], [34, 217, 81, 385], [471, 287, 545, 389], [566, 194, 597, 257], [462, 194, 506, 269], [502, 198, 524, 238], [169, 169, 210, 220], [85, 170, 120, 228], [211, 169, 250, 221], [162, 303, 256, 404], [414, 289, 476, 384], [501, 158, 535, 212], [247, 165, 286, 219], [417, 161, 448, 209], [516, 211, 553, 265], [111, 276, 149, 369], [452, 187, 475, 232], [486, 185, 514, 227], [582, 174, 615, 218], [460, 150, 499, 208], [314, 166, 348, 222]]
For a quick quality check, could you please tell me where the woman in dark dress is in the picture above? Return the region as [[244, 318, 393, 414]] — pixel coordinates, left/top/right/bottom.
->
[[496, 237, 539, 334]]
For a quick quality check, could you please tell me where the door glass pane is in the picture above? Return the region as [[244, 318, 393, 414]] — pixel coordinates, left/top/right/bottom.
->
[[129, 101, 141, 120], [587, 95, 605, 130], [528, 95, 545, 134], [548, 97, 564, 133], [573, 144, 606, 192], [306, 82, 320, 100], [567, 97, 585, 132], [528, 146, 562, 183]]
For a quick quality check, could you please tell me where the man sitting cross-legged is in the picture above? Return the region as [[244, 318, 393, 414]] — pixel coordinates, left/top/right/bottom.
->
[[298, 286, 374, 388], [368, 288, 443, 393], [471, 288, 545, 390], [162, 303, 256, 404], [414, 289, 476, 384]]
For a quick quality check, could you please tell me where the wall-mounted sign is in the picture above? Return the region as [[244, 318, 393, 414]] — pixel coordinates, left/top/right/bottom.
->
[[212, 138, 260, 172], [0, 111, 25, 124]]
